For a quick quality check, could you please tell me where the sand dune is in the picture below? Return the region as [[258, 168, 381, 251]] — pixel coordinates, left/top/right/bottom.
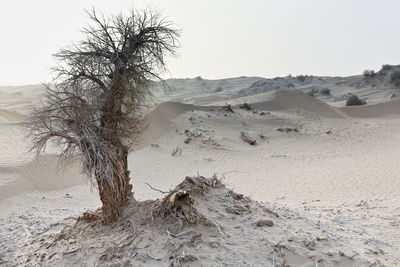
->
[[3, 89, 400, 201], [251, 90, 347, 118], [340, 99, 400, 118], [2, 76, 400, 265], [0, 155, 87, 202], [0, 109, 27, 123]]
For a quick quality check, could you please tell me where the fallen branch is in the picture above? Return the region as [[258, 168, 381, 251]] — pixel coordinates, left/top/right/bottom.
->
[[145, 183, 169, 194], [147, 251, 162, 261]]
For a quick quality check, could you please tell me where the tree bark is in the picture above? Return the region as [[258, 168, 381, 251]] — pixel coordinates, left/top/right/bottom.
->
[[96, 145, 132, 222], [97, 79, 133, 222]]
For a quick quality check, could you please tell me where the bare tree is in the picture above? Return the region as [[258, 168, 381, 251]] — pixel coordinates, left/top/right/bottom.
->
[[29, 7, 179, 222]]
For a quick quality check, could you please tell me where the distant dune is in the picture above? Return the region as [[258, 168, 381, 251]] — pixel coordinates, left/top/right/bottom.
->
[[0, 109, 27, 123]]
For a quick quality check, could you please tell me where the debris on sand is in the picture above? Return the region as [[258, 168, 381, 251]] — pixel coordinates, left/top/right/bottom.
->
[[171, 146, 182, 156], [223, 102, 234, 113], [255, 219, 274, 227], [19, 176, 370, 266], [276, 127, 299, 133], [240, 102, 252, 111], [240, 131, 257, 145]]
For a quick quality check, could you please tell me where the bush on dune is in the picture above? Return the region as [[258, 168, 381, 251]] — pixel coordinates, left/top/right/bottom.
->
[[363, 70, 375, 78], [320, 88, 331, 95], [391, 71, 400, 87], [215, 86, 223, 92], [346, 94, 366, 106], [307, 88, 318, 97]]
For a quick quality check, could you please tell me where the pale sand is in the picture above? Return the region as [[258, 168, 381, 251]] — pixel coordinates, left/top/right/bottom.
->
[[1, 68, 400, 265]]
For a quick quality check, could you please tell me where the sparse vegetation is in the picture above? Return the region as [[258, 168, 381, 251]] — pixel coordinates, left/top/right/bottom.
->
[[363, 70, 375, 78], [345, 94, 366, 106], [276, 127, 299, 133], [215, 86, 223, 92], [296, 75, 307, 82], [382, 64, 393, 72], [320, 88, 331, 96], [223, 103, 234, 113], [391, 71, 400, 87], [240, 103, 252, 110], [307, 88, 318, 97]]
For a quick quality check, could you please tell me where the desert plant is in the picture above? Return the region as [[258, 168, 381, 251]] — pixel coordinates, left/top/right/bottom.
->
[[240, 103, 252, 110], [215, 86, 223, 92], [382, 64, 393, 72], [391, 71, 400, 87], [363, 70, 375, 78], [345, 94, 366, 106], [296, 75, 307, 82], [29, 7, 179, 222], [307, 88, 318, 97], [223, 102, 234, 113], [320, 88, 331, 95]]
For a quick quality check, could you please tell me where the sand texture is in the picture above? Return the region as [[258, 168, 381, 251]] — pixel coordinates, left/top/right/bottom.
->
[[2, 65, 400, 266]]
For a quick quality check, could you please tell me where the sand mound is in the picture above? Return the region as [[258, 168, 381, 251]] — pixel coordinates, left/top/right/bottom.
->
[[340, 100, 400, 118], [0, 109, 27, 123], [251, 90, 346, 118], [139, 102, 215, 145], [142, 91, 343, 145], [0, 155, 86, 201], [13, 176, 384, 267]]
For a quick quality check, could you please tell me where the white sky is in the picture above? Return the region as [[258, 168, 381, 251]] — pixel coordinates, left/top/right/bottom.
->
[[1, 0, 400, 85]]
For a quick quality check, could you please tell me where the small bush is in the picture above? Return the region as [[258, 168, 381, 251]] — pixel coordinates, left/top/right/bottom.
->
[[320, 88, 331, 95], [391, 71, 400, 87], [346, 94, 366, 106], [382, 64, 393, 72], [363, 70, 375, 77], [307, 88, 318, 97], [297, 75, 307, 82], [215, 86, 223, 92]]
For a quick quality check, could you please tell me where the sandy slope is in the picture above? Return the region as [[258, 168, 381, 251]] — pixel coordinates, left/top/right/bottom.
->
[[0, 110, 27, 123], [13, 177, 371, 267], [1, 68, 400, 265]]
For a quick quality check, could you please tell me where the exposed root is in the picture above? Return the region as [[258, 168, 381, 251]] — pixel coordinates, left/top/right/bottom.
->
[[77, 210, 101, 223], [223, 103, 234, 113], [240, 131, 257, 145], [240, 102, 252, 110], [151, 176, 222, 225], [145, 182, 169, 194]]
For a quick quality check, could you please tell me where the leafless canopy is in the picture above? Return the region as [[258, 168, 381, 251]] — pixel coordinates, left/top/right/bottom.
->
[[30, 7, 180, 184]]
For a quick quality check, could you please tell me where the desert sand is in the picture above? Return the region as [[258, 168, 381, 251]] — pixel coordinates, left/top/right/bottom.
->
[[1, 65, 400, 266]]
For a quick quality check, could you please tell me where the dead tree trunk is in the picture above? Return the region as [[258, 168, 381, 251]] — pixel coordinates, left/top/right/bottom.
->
[[97, 80, 133, 222], [96, 145, 132, 222], [29, 7, 180, 223]]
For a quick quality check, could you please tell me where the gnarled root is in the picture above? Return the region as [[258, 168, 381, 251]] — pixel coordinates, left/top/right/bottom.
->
[[151, 176, 222, 225]]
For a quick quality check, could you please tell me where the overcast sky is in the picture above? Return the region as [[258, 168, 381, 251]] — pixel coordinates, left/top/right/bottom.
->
[[1, 0, 400, 85]]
